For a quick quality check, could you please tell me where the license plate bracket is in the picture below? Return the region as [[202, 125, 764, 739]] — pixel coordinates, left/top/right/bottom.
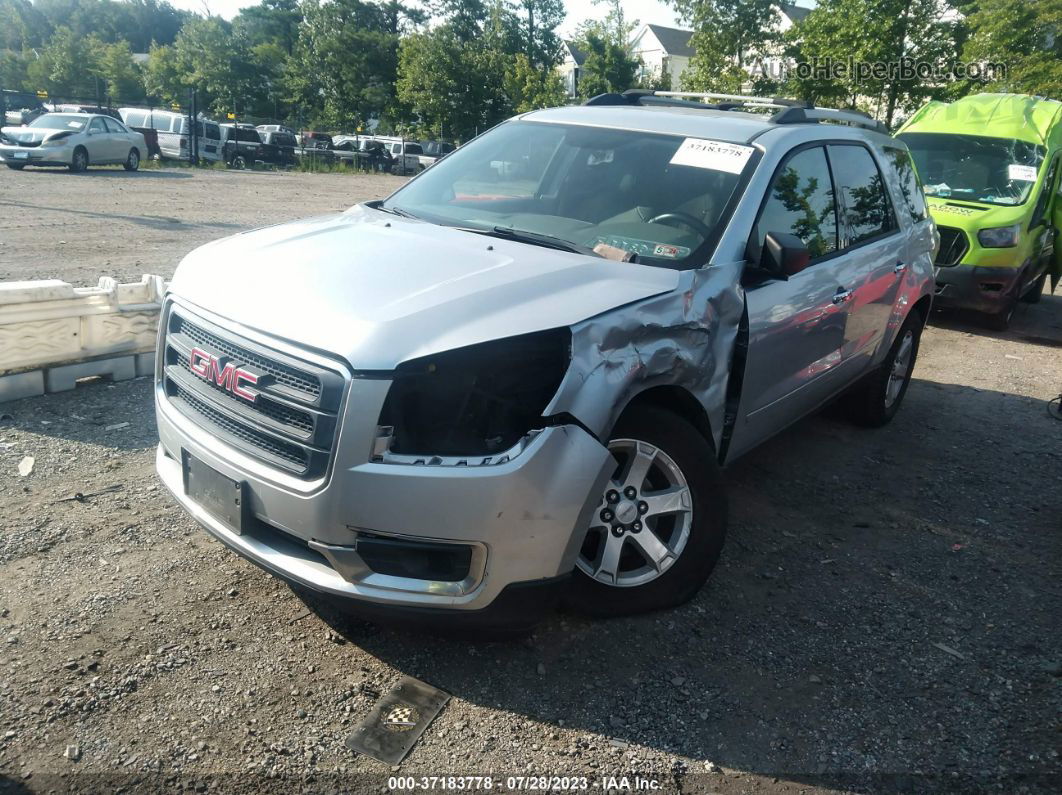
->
[[183, 451, 245, 534]]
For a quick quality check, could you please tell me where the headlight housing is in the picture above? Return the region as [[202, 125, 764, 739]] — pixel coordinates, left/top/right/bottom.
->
[[378, 328, 572, 457], [41, 132, 74, 147], [977, 224, 1021, 248]]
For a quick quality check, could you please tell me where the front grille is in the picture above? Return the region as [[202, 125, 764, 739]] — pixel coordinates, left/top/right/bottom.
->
[[162, 304, 346, 479], [935, 226, 969, 267]]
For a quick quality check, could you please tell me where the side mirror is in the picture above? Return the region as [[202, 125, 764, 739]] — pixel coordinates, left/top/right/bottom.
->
[[759, 231, 811, 279]]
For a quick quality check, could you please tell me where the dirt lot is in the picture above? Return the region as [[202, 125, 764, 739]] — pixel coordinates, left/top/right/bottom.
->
[[0, 166, 406, 284], [1, 166, 1061, 794]]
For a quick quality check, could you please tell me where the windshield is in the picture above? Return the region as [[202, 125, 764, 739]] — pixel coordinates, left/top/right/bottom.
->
[[29, 114, 88, 130], [382, 121, 754, 268], [897, 132, 1045, 206]]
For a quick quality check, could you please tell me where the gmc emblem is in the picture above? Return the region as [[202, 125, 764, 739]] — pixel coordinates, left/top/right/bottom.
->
[[188, 347, 259, 402]]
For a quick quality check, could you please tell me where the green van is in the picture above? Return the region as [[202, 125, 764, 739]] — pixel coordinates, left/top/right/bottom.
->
[[896, 93, 1062, 329]]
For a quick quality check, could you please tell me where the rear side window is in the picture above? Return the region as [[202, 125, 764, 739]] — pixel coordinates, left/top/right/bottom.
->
[[756, 146, 838, 259], [828, 144, 898, 245], [883, 147, 927, 223], [150, 114, 173, 132], [124, 110, 147, 127], [204, 123, 220, 140]]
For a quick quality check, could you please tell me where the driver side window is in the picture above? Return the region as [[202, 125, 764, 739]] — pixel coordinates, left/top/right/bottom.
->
[[89, 117, 107, 134], [755, 146, 838, 261]]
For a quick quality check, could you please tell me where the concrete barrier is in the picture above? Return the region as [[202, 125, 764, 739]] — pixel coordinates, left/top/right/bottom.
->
[[0, 275, 166, 402]]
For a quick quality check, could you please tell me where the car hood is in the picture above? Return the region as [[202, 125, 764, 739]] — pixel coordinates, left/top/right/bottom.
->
[[169, 204, 680, 369], [925, 196, 1028, 230], [0, 125, 77, 143]]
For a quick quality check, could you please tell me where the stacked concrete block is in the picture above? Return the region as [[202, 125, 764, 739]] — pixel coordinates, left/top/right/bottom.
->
[[0, 275, 166, 402]]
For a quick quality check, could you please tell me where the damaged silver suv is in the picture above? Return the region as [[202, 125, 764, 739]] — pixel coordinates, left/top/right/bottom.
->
[[155, 91, 936, 630]]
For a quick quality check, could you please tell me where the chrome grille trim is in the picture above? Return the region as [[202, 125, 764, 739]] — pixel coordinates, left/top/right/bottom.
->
[[161, 303, 346, 479]]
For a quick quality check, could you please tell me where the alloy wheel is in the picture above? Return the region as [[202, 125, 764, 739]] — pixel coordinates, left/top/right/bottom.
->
[[884, 329, 914, 408], [576, 438, 693, 588]]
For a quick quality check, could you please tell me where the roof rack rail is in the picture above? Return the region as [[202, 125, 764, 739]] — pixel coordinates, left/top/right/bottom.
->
[[771, 106, 888, 134], [583, 89, 888, 134]]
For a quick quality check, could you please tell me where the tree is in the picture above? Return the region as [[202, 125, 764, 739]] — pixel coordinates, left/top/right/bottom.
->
[[26, 26, 104, 99], [283, 0, 402, 130], [668, 0, 779, 92], [397, 24, 510, 139], [964, 0, 1062, 99], [97, 40, 145, 103], [570, 0, 639, 99], [513, 0, 565, 69], [504, 52, 566, 112], [233, 0, 301, 56], [574, 29, 639, 99], [143, 42, 183, 104], [784, 0, 962, 127]]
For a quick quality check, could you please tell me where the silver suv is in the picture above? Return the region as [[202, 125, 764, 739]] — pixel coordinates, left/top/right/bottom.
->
[[155, 91, 936, 630]]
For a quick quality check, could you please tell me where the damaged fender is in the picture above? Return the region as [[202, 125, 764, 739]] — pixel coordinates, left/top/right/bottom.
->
[[545, 261, 747, 455]]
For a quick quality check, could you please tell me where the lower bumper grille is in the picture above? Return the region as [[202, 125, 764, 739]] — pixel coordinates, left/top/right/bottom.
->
[[161, 303, 346, 479], [935, 225, 969, 267]]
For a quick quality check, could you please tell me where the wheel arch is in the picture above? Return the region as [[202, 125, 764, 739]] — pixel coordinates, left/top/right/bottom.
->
[[612, 385, 715, 454]]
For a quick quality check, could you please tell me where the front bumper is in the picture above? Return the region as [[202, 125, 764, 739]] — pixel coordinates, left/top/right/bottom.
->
[[0, 142, 73, 165], [156, 384, 613, 616], [934, 264, 1024, 314]]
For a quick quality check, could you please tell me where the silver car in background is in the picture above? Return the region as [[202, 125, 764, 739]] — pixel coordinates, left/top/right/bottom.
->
[[0, 112, 146, 172]]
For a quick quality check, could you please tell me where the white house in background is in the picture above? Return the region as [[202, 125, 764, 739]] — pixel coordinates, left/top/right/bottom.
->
[[629, 3, 812, 91], [630, 24, 695, 91], [559, 40, 588, 99]]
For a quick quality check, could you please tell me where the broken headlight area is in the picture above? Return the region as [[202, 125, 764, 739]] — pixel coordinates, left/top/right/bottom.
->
[[377, 328, 571, 460]]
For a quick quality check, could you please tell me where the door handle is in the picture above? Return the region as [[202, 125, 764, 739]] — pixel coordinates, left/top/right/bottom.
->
[[832, 288, 853, 304], [894, 261, 907, 275]]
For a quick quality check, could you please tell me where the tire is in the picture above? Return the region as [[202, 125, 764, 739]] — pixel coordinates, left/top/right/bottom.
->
[[566, 405, 727, 617], [68, 147, 88, 173], [1020, 271, 1047, 304], [984, 299, 1015, 331], [123, 148, 140, 172], [231, 155, 246, 170], [844, 308, 923, 427], [5, 163, 24, 170]]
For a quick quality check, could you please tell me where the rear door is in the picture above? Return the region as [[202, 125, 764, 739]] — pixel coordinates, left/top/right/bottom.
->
[[734, 144, 856, 455], [827, 143, 905, 367]]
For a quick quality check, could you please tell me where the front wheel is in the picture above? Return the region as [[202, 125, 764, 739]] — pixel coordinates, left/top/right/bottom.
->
[[231, 154, 247, 169], [123, 148, 140, 171], [566, 405, 727, 617], [68, 147, 88, 173], [1020, 271, 1047, 304], [844, 309, 923, 426], [984, 299, 1015, 331]]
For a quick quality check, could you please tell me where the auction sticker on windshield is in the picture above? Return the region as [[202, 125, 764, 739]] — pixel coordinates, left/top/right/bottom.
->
[[1007, 164, 1038, 182], [670, 138, 754, 173]]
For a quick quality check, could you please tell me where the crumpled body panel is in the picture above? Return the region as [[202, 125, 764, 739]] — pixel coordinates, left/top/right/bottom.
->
[[547, 261, 746, 451]]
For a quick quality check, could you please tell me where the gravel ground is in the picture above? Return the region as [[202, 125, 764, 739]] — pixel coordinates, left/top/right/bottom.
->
[[1, 166, 1061, 794], [0, 165, 406, 284]]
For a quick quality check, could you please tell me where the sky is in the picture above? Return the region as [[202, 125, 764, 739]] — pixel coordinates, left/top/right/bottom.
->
[[168, 0, 682, 37]]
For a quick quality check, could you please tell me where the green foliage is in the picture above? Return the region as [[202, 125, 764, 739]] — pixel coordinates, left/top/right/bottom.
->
[[397, 25, 509, 140], [964, 0, 1062, 99], [26, 26, 105, 98], [783, 0, 963, 127], [574, 29, 640, 99], [504, 53, 566, 112], [671, 0, 780, 92]]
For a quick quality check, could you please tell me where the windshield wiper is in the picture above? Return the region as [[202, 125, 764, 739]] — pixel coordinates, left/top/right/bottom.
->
[[460, 225, 601, 257], [374, 203, 421, 220]]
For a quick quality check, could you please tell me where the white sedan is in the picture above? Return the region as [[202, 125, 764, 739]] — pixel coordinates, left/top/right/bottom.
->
[[0, 112, 147, 172]]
